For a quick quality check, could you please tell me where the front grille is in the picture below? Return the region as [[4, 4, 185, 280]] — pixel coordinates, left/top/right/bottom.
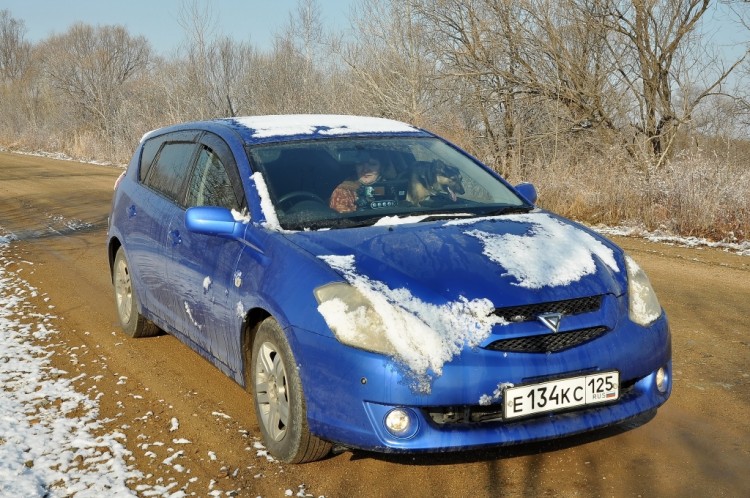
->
[[493, 295, 603, 323], [485, 326, 609, 353]]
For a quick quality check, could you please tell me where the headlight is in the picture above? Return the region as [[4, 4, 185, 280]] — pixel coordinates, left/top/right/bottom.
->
[[314, 282, 396, 355], [625, 255, 662, 326]]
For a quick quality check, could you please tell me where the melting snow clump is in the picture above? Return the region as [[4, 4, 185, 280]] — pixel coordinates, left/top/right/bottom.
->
[[250, 172, 281, 230], [318, 254, 505, 392], [466, 213, 618, 289]]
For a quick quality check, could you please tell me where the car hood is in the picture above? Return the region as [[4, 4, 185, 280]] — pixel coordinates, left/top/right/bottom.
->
[[285, 211, 626, 306]]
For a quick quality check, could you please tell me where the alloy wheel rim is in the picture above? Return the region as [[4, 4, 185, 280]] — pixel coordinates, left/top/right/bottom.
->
[[255, 342, 289, 442], [115, 259, 133, 324]]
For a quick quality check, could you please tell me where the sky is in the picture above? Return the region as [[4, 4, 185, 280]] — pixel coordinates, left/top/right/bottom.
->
[[4, 0, 746, 57], [2, 0, 357, 54]]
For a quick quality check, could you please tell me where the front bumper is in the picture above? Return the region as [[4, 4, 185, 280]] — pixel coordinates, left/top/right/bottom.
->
[[290, 312, 671, 453]]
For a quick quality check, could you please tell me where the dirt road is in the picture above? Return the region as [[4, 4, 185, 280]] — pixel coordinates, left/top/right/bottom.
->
[[1, 150, 748, 497]]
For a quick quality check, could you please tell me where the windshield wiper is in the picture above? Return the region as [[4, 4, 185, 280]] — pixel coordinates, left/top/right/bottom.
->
[[413, 212, 474, 222], [481, 205, 534, 217], [331, 216, 386, 229]]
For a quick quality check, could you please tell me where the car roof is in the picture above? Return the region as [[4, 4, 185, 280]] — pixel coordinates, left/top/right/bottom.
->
[[141, 114, 432, 146]]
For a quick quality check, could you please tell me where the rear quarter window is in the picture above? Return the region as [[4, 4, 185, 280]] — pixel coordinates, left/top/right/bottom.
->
[[144, 142, 197, 203], [138, 139, 161, 183], [139, 130, 201, 184]]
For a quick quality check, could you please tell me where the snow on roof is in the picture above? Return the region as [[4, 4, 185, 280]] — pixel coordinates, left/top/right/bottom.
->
[[464, 213, 619, 289], [230, 114, 420, 139]]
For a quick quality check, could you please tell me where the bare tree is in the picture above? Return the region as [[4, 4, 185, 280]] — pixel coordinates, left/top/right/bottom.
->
[[343, 0, 438, 126], [412, 0, 530, 173], [0, 9, 31, 81], [603, 0, 746, 164], [412, 0, 620, 173], [40, 23, 151, 142], [265, 0, 346, 113], [175, 0, 257, 118]]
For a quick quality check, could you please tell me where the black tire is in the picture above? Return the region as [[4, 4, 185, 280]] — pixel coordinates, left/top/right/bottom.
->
[[112, 247, 160, 338], [250, 318, 331, 463]]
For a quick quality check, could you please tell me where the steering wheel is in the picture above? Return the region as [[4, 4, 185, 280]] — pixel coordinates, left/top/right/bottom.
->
[[277, 191, 326, 209]]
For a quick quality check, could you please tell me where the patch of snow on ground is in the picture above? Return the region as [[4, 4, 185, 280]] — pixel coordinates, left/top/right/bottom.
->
[[466, 213, 619, 289], [0, 238, 140, 497], [0, 233, 310, 497], [592, 224, 750, 256], [318, 254, 505, 392], [0, 145, 124, 168]]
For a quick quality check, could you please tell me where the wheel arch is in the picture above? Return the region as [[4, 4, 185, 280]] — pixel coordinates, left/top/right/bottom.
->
[[240, 307, 271, 388], [108, 237, 122, 283]]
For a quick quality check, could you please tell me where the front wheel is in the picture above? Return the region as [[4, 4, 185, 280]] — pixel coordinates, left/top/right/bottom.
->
[[250, 318, 331, 463], [112, 247, 160, 338]]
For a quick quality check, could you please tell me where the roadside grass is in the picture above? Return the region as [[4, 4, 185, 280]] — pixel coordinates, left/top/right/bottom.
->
[[516, 151, 749, 244]]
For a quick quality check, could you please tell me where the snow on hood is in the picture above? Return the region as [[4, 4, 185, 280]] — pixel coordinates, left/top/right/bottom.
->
[[293, 212, 625, 306], [463, 213, 619, 289], [318, 255, 505, 393], [303, 212, 624, 391]]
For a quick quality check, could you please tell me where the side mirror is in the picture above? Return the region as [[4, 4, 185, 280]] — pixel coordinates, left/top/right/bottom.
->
[[186, 206, 244, 239], [515, 182, 538, 205]]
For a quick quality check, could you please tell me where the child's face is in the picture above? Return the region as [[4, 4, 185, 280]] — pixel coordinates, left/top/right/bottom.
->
[[356, 159, 381, 185]]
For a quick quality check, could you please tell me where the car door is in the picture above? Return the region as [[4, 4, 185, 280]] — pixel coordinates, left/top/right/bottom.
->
[[166, 132, 247, 368], [128, 132, 200, 330]]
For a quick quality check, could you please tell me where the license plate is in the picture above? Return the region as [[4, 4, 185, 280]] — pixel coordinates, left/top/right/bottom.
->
[[503, 371, 619, 420]]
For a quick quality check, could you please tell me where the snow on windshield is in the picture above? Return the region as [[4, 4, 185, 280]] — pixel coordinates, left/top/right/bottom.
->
[[318, 255, 505, 393], [464, 213, 619, 289], [234, 114, 418, 138], [250, 171, 282, 230]]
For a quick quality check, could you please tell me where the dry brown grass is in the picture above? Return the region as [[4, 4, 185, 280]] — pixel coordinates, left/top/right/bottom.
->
[[514, 148, 750, 243]]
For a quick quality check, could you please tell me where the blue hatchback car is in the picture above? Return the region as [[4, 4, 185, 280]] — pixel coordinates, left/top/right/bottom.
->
[[107, 115, 671, 463]]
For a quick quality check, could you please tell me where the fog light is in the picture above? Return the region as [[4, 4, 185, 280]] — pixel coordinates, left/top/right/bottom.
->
[[655, 366, 668, 393], [384, 408, 413, 437]]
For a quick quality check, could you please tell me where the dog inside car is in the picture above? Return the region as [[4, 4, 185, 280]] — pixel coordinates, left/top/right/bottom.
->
[[407, 160, 466, 206]]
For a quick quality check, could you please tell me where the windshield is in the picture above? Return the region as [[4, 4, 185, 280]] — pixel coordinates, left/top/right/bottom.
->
[[247, 137, 530, 230]]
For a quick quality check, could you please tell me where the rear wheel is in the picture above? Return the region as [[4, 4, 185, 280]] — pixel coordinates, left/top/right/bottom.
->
[[250, 318, 331, 463], [113, 247, 160, 338]]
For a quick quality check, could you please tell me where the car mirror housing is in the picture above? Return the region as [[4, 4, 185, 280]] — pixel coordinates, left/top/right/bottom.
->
[[515, 182, 538, 205], [185, 206, 243, 239]]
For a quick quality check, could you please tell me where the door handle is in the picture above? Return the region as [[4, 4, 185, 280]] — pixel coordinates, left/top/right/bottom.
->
[[168, 230, 182, 245], [127, 205, 137, 218]]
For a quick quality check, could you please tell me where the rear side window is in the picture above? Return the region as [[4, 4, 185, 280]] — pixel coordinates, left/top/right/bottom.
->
[[145, 142, 197, 203]]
